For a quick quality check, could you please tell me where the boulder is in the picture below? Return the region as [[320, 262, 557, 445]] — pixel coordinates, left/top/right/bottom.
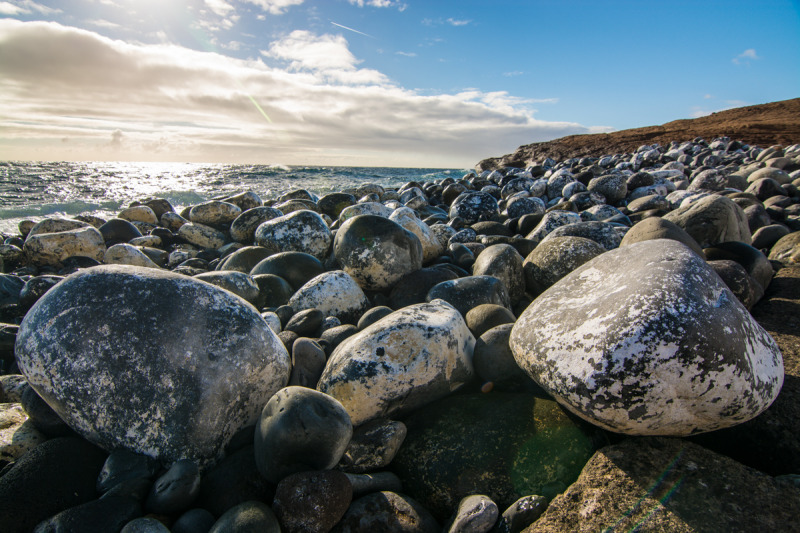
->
[[338, 202, 393, 223], [619, 217, 706, 258], [23, 225, 106, 266], [229, 207, 283, 243], [449, 192, 499, 224], [288, 270, 369, 325], [104, 243, 161, 269], [254, 210, 332, 261], [318, 300, 475, 426], [99, 219, 143, 245], [587, 174, 627, 204], [177, 222, 227, 250], [332, 491, 439, 533], [426, 276, 511, 317], [523, 236, 606, 295], [768, 231, 800, 263], [510, 239, 783, 436], [524, 211, 582, 244], [333, 215, 423, 292], [389, 207, 444, 264], [539, 221, 622, 251], [189, 200, 241, 226], [472, 244, 525, 304], [194, 270, 261, 304], [216, 246, 273, 273], [250, 251, 325, 290], [15, 265, 290, 465], [663, 194, 751, 247]]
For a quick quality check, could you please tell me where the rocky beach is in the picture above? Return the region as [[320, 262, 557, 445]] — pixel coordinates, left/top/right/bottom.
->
[[2, 101, 800, 532]]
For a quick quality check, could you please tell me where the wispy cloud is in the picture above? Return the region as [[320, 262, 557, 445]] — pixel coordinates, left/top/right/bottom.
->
[[240, 0, 305, 15], [86, 19, 121, 29], [0, 0, 61, 15], [395, 51, 416, 57], [331, 22, 374, 39], [0, 20, 597, 167], [348, 0, 407, 11], [732, 48, 759, 65], [503, 71, 524, 77], [447, 18, 471, 26], [205, 0, 236, 17]]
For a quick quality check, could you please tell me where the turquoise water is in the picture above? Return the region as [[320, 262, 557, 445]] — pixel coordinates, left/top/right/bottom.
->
[[0, 161, 466, 234]]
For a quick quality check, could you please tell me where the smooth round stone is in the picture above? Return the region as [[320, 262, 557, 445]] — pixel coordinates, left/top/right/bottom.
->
[[524, 211, 582, 244], [190, 201, 242, 226], [747, 167, 793, 185], [172, 509, 215, 533], [540, 221, 623, 251], [194, 270, 260, 304], [253, 274, 294, 308], [254, 386, 353, 484], [703, 241, 774, 292], [35, 495, 143, 533], [390, 207, 444, 264], [344, 471, 403, 497], [198, 445, 273, 517], [250, 251, 325, 290], [587, 174, 627, 204], [272, 470, 353, 533], [472, 324, 531, 391], [0, 437, 107, 533], [105, 243, 161, 268], [445, 494, 498, 533], [20, 384, 72, 437], [338, 419, 407, 473], [506, 196, 546, 219], [493, 495, 549, 533], [391, 393, 602, 521], [708, 260, 759, 309], [334, 215, 423, 292], [223, 191, 262, 211], [546, 170, 575, 199], [318, 300, 475, 426], [619, 217, 706, 258], [523, 236, 606, 294], [426, 276, 511, 317], [288, 270, 369, 324], [274, 198, 318, 215], [338, 202, 393, 223], [160, 212, 188, 232], [449, 192, 499, 224], [27, 218, 89, 238], [0, 274, 24, 308], [208, 501, 281, 533], [320, 324, 358, 354], [99, 218, 143, 245], [746, 178, 788, 201], [216, 246, 272, 273], [333, 491, 440, 533], [284, 308, 324, 336], [751, 224, 790, 250], [229, 207, 283, 243], [357, 306, 394, 330], [663, 194, 751, 247], [767, 231, 800, 263], [627, 171, 655, 189], [140, 198, 175, 220], [15, 265, 291, 465], [0, 403, 46, 463], [627, 194, 670, 213], [129, 236, 162, 248], [510, 239, 784, 436], [465, 304, 515, 338], [145, 459, 200, 515], [688, 169, 729, 192], [118, 205, 159, 225], [318, 192, 357, 219], [177, 222, 227, 250], [97, 449, 160, 494], [24, 225, 106, 266], [121, 517, 170, 533], [288, 337, 327, 388], [472, 244, 525, 304], [254, 210, 332, 261]]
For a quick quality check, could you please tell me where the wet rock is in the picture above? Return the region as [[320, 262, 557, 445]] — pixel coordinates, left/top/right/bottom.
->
[[250, 251, 325, 290], [15, 265, 290, 465], [318, 300, 475, 426], [255, 209, 332, 261], [272, 470, 352, 533], [334, 215, 423, 291], [288, 270, 369, 324], [190, 200, 241, 226], [392, 393, 602, 521], [510, 239, 784, 436], [97, 449, 160, 494], [527, 438, 800, 532], [254, 386, 353, 484], [24, 225, 106, 266], [338, 419, 407, 473], [472, 244, 525, 304], [208, 501, 281, 533], [332, 491, 440, 533], [426, 276, 511, 317], [145, 459, 201, 515], [99, 218, 143, 245], [663, 194, 751, 247], [523, 236, 606, 294], [490, 495, 548, 533]]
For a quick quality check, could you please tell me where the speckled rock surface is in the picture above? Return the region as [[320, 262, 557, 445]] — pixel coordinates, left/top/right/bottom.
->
[[389, 207, 444, 264], [317, 300, 475, 426], [448, 191, 499, 224], [14, 264, 290, 465], [104, 243, 161, 269], [254, 209, 332, 261], [177, 222, 227, 249], [288, 270, 369, 324], [663, 194, 752, 247], [23, 225, 106, 266], [0, 403, 46, 464], [524, 211, 582, 244], [229, 206, 283, 243], [472, 244, 525, 304], [525, 438, 800, 533], [522, 236, 606, 295], [332, 491, 440, 533], [391, 393, 604, 521], [510, 239, 784, 436]]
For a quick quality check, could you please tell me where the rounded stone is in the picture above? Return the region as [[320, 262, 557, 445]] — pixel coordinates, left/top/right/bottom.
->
[[338, 202, 393, 223], [105, 243, 161, 269], [472, 244, 525, 304], [663, 194, 751, 247], [523, 236, 606, 294], [190, 201, 242, 226], [426, 275, 511, 317], [254, 386, 353, 484], [197, 444, 273, 517], [389, 207, 444, 264], [752, 224, 790, 251], [97, 449, 160, 494], [391, 393, 602, 521], [284, 308, 324, 337], [272, 470, 353, 533], [510, 239, 784, 436], [338, 419, 408, 473], [120, 517, 171, 533], [36, 495, 143, 533], [145, 459, 201, 515], [23, 225, 106, 266], [255, 210, 332, 261], [318, 192, 357, 219], [216, 246, 273, 273], [587, 174, 627, 204], [0, 403, 46, 464], [540, 221, 622, 251], [524, 211, 582, 244], [172, 509, 215, 533], [194, 270, 261, 304], [177, 222, 227, 250], [708, 259, 759, 309], [472, 324, 531, 391], [253, 274, 294, 308], [230, 207, 284, 244], [99, 219, 143, 245], [465, 304, 516, 338], [388, 266, 459, 310], [318, 300, 475, 426], [288, 337, 327, 388], [334, 215, 423, 292], [14, 265, 291, 465], [357, 306, 394, 330], [333, 491, 440, 533], [445, 494, 499, 533], [747, 167, 793, 185], [619, 217, 706, 258], [288, 270, 369, 325], [767, 231, 800, 263], [224, 191, 263, 211], [449, 192, 499, 224], [250, 251, 325, 291], [208, 501, 281, 533], [119, 205, 159, 225], [506, 196, 546, 219]]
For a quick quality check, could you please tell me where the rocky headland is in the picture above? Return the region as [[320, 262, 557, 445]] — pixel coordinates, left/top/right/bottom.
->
[[1, 102, 800, 532]]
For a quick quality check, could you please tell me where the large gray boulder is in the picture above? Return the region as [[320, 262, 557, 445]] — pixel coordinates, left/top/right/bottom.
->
[[254, 209, 332, 261], [510, 239, 783, 436], [663, 194, 752, 247], [23, 225, 105, 266], [15, 265, 291, 465], [317, 300, 475, 426]]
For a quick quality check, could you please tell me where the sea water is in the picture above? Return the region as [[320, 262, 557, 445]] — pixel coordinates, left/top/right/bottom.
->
[[0, 161, 467, 235]]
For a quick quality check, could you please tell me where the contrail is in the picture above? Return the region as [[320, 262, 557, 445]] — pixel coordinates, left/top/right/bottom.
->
[[331, 21, 374, 39]]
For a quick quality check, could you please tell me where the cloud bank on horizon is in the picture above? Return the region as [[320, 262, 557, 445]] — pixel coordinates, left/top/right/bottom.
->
[[0, 0, 798, 167]]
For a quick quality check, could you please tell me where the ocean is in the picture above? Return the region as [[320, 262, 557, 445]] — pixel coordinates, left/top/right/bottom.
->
[[0, 161, 467, 235]]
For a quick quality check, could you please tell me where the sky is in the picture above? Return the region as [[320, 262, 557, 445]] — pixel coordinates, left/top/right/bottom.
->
[[0, 0, 798, 168]]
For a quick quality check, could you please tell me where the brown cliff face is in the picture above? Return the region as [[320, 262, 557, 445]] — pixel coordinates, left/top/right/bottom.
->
[[477, 98, 800, 171]]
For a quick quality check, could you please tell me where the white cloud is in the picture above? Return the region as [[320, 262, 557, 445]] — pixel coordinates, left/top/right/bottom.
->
[[732, 48, 759, 65], [0, 20, 595, 167], [0, 0, 60, 15], [241, 0, 304, 15], [395, 51, 416, 57], [0, 2, 25, 15], [349, 0, 407, 11], [423, 17, 471, 27], [205, 0, 236, 17], [86, 19, 121, 29], [447, 18, 471, 26]]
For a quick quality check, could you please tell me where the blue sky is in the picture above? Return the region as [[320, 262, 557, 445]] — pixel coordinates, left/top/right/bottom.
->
[[1, 0, 798, 167]]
